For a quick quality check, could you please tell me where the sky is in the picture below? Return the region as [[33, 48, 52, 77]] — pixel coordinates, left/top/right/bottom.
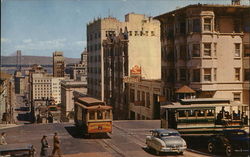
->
[[1, 0, 249, 58]]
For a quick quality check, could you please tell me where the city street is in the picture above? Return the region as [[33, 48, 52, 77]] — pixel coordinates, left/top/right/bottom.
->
[[0, 121, 211, 157]]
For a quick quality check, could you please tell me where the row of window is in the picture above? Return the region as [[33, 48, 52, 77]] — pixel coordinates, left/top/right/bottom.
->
[[130, 89, 150, 108], [87, 67, 101, 74], [162, 43, 250, 60], [34, 84, 51, 87], [87, 32, 101, 41], [162, 68, 250, 82], [87, 44, 101, 52], [128, 30, 155, 36], [174, 17, 250, 35], [34, 88, 51, 90], [87, 55, 101, 63], [88, 78, 100, 86], [34, 79, 51, 83]]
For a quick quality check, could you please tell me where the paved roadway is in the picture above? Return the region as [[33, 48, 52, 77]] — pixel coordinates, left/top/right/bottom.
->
[[0, 121, 211, 157]]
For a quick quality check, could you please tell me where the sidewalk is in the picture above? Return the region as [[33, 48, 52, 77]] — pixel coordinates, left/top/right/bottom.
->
[[0, 124, 22, 130]]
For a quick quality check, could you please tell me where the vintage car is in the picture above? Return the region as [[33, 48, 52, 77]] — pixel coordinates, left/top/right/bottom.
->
[[207, 129, 250, 157], [146, 128, 187, 155]]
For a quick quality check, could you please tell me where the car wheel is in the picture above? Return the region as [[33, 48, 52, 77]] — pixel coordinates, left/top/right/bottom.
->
[[207, 142, 215, 153], [225, 145, 233, 157]]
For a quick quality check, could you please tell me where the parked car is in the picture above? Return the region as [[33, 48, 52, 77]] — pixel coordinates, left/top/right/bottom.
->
[[146, 128, 187, 155], [207, 129, 250, 157]]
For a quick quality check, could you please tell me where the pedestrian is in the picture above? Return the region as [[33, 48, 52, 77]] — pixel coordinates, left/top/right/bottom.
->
[[51, 132, 62, 157], [0, 132, 7, 145], [40, 135, 49, 157]]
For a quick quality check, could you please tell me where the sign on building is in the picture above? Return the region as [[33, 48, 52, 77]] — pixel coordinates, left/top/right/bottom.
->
[[123, 65, 142, 83]]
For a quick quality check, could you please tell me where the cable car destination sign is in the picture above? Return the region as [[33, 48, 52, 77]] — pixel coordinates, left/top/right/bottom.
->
[[123, 65, 141, 83]]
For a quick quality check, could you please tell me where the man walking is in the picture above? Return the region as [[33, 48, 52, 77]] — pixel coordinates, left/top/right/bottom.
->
[[51, 132, 62, 157], [40, 135, 49, 157], [0, 132, 7, 145]]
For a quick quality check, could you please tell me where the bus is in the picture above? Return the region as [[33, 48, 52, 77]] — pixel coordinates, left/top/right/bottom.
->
[[160, 99, 248, 135], [74, 97, 113, 135]]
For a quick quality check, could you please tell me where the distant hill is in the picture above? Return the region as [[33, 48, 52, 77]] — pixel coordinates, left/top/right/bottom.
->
[[1, 55, 80, 65]]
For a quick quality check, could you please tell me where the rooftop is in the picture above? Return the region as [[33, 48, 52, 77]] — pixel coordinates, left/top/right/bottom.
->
[[155, 4, 250, 19], [175, 85, 195, 94]]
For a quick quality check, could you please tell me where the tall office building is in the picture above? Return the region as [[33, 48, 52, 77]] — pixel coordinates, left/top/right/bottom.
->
[[53, 51, 65, 77], [87, 13, 161, 104], [155, 4, 250, 105]]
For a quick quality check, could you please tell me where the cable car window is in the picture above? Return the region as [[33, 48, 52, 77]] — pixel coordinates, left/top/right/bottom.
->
[[97, 110, 103, 119], [188, 110, 196, 117], [89, 111, 95, 120], [197, 110, 205, 117], [207, 109, 214, 116], [178, 110, 186, 117], [105, 110, 110, 119]]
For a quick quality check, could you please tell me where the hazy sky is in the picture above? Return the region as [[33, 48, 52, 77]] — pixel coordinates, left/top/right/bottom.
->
[[1, 0, 249, 58]]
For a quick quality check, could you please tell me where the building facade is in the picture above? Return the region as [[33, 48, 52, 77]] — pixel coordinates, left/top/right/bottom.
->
[[0, 72, 14, 123], [53, 51, 65, 77], [155, 4, 250, 105], [31, 73, 64, 104], [128, 79, 163, 120], [61, 80, 87, 121], [65, 50, 87, 82], [14, 71, 28, 95], [87, 17, 121, 100]]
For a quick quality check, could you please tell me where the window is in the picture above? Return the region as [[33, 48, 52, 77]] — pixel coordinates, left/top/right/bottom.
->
[[151, 31, 155, 36], [204, 43, 211, 57], [97, 110, 103, 119], [188, 110, 196, 117], [135, 31, 139, 36], [145, 31, 148, 36], [235, 68, 240, 81], [130, 89, 135, 103], [204, 68, 211, 81], [192, 44, 200, 57], [204, 18, 212, 31], [178, 110, 187, 117], [244, 44, 250, 57], [193, 69, 200, 82], [235, 43, 241, 57], [146, 92, 150, 108], [180, 45, 186, 60], [193, 19, 201, 32], [89, 111, 95, 120], [180, 21, 186, 34], [105, 110, 110, 119], [214, 43, 217, 57], [142, 91, 145, 106], [244, 69, 250, 81], [137, 91, 140, 101], [180, 69, 187, 81], [129, 31, 132, 36], [197, 110, 205, 117], [214, 68, 217, 81], [233, 93, 241, 102]]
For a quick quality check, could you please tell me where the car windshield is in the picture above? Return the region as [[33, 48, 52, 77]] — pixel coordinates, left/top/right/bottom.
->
[[161, 132, 180, 137]]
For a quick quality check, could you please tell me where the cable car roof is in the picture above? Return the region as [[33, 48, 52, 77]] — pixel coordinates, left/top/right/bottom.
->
[[75, 102, 112, 110]]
